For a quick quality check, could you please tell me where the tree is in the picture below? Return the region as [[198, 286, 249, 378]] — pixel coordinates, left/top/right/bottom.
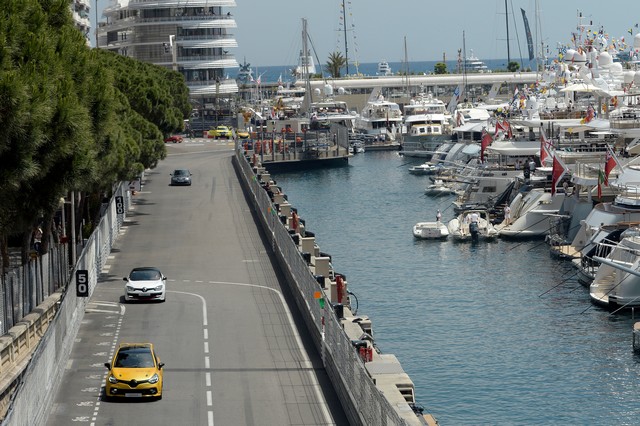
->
[[0, 0, 191, 267], [325, 52, 346, 78], [507, 61, 520, 72], [434, 62, 448, 75]]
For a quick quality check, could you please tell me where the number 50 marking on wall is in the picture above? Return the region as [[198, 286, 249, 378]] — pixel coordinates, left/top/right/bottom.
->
[[76, 270, 89, 297]]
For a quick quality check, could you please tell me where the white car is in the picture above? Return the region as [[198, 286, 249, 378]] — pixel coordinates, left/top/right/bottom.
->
[[123, 267, 167, 302]]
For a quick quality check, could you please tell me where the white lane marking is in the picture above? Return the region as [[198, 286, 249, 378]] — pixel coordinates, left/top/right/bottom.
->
[[203, 280, 332, 424], [168, 291, 213, 425], [203, 329, 208, 340]]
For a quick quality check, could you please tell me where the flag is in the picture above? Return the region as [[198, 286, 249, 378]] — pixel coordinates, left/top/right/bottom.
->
[[604, 146, 621, 185], [448, 85, 462, 112], [494, 120, 513, 139], [581, 105, 595, 124], [481, 128, 492, 162], [597, 167, 604, 198], [539, 131, 553, 164], [551, 154, 569, 196], [521, 8, 535, 61]]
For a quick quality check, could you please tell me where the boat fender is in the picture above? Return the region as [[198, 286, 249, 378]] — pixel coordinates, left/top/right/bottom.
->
[[336, 274, 345, 304]]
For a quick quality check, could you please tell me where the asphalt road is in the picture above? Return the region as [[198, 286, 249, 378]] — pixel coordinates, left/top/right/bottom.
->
[[45, 138, 347, 426]]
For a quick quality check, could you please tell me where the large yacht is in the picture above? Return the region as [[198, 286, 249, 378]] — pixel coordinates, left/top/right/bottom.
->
[[355, 89, 403, 141], [465, 50, 490, 73], [399, 93, 453, 158]]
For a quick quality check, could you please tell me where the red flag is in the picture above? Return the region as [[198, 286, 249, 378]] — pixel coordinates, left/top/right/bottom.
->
[[481, 129, 493, 162], [604, 147, 617, 186], [494, 120, 513, 139], [551, 154, 569, 196], [540, 132, 553, 164]]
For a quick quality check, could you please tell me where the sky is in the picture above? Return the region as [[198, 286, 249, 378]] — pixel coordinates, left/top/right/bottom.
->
[[95, 1, 639, 68]]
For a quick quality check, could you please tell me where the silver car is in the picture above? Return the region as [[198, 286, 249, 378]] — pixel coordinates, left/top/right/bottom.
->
[[123, 267, 167, 302], [170, 169, 192, 186]]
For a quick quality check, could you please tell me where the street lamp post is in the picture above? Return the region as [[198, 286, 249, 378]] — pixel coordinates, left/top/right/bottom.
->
[[169, 35, 177, 72]]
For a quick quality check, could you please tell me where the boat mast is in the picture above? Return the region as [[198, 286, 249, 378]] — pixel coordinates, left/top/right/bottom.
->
[[403, 36, 410, 95], [462, 31, 468, 100], [504, 0, 511, 64], [342, 0, 349, 75], [302, 18, 312, 112]]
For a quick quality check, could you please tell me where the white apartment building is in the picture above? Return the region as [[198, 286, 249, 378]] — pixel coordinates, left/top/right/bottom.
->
[[97, 0, 240, 129]]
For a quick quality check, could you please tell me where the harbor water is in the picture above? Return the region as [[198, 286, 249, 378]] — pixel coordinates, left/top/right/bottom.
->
[[270, 151, 640, 425]]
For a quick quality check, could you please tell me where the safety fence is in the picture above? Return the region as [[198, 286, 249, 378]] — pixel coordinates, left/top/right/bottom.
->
[[232, 150, 408, 426], [1, 245, 68, 336], [1, 183, 130, 426]]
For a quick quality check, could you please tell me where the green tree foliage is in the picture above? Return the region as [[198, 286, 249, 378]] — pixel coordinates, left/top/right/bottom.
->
[[434, 62, 448, 74], [325, 52, 346, 78], [0, 0, 191, 265], [507, 61, 520, 72]]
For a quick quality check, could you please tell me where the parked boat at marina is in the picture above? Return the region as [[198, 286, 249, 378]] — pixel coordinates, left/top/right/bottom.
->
[[590, 232, 640, 309], [447, 209, 498, 242], [425, 179, 455, 197], [355, 89, 403, 141], [495, 188, 564, 239], [412, 221, 449, 240], [400, 93, 453, 158], [408, 162, 440, 175]]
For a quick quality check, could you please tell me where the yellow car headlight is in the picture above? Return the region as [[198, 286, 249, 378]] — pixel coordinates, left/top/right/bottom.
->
[[108, 375, 117, 384], [148, 373, 159, 384]]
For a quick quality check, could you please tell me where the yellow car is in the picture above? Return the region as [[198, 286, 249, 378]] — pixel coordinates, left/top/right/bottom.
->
[[208, 125, 233, 139], [236, 129, 250, 139], [104, 343, 164, 400]]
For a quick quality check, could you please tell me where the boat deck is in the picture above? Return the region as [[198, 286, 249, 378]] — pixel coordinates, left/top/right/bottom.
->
[[549, 244, 580, 260]]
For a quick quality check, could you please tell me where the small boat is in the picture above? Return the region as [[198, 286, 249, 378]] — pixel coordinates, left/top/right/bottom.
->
[[424, 179, 454, 196], [409, 162, 439, 175], [413, 221, 449, 240], [447, 209, 498, 242]]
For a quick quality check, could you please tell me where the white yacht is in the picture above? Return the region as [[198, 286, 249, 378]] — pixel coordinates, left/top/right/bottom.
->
[[400, 93, 453, 158], [377, 60, 392, 76], [590, 232, 640, 310], [495, 188, 565, 239], [355, 90, 403, 140], [465, 50, 490, 73]]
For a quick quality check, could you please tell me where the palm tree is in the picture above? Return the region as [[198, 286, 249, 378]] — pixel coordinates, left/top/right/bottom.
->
[[325, 52, 346, 78]]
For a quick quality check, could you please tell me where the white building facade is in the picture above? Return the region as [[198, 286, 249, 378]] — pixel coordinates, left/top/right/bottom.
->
[[97, 0, 239, 129], [70, 0, 91, 43]]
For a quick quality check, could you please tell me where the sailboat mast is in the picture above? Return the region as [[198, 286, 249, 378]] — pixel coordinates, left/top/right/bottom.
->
[[462, 31, 467, 100], [403, 36, 410, 95], [504, 0, 511, 64], [302, 19, 312, 107], [342, 0, 349, 75]]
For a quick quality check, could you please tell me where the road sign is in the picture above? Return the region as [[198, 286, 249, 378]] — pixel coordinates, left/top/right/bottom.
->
[[115, 196, 124, 214], [76, 270, 89, 297]]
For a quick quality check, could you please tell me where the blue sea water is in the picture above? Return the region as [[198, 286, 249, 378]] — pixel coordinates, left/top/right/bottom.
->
[[270, 151, 640, 425], [248, 58, 537, 85]]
